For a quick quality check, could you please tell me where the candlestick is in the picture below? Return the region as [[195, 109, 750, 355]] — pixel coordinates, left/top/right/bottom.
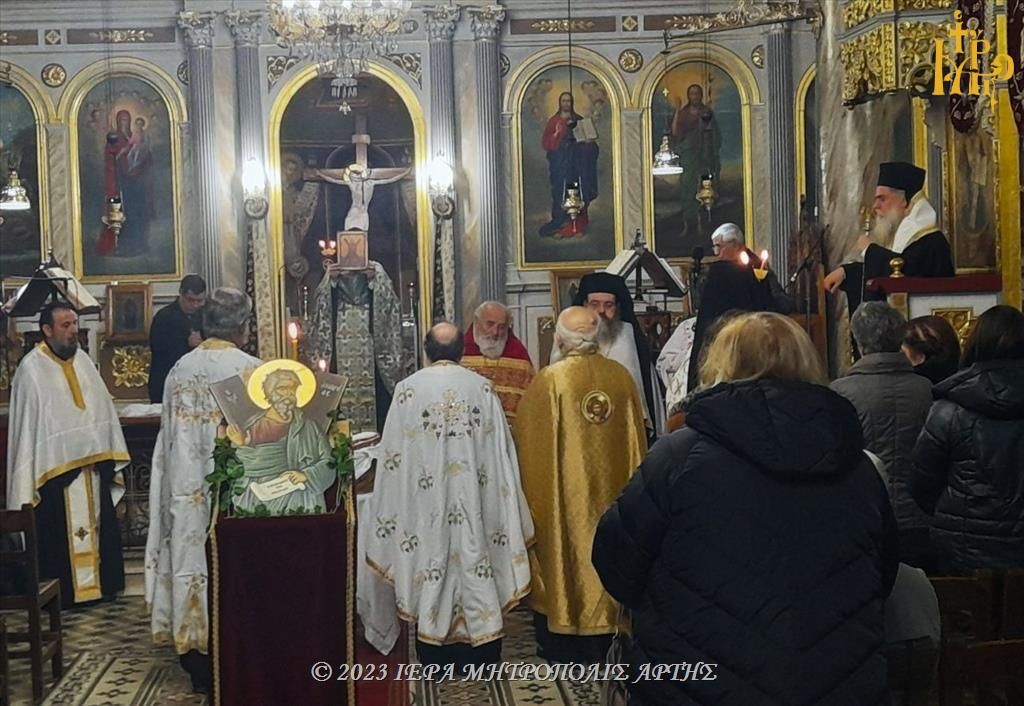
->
[[287, 321, 300, 361]]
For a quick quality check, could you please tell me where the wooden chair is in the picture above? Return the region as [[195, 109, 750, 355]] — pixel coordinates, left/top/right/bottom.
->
[[0, 504, 63, 704], [965, 639, 1024, 706], [929, 571, 995, 706]]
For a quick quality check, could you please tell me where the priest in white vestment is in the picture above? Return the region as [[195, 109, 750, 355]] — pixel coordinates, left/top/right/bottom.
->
[[365, 322, 534, 669], [7, 302, 130, 607], [145, 288, 260, 693]]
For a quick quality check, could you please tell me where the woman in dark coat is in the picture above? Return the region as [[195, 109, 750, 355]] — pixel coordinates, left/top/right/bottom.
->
[[911, 305, 1024, 573], [901, 315, 961, 386], [593, 312, 898, 706]]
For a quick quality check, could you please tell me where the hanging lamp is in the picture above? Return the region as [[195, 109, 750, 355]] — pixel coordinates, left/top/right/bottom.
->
[[0, 171, 31, 211]]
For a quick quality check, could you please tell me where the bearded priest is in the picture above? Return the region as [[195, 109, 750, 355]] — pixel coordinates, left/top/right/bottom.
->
[[366, 322, 534, 670], [549, 273, 660, 436], [825, 162, 954, 313], [461, 301, 534, 421], [7, 302, 130, 608], [514, 306, 647, 662]]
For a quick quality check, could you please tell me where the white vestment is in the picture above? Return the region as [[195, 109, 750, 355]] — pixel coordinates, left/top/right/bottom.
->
[[550, 321, 649, 423], [6, 344, 129, 603], [145, 340, 261, 655], [659, 317, 698, 413], [365, 364, 534, 646]]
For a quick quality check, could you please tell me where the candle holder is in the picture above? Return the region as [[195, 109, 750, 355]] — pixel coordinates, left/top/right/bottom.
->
[[287, 320, 301, 361]]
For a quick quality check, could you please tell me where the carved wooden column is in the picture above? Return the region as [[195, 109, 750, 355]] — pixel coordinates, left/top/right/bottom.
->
[[178, 11, 221, 288], [468, 5, 506, 302]]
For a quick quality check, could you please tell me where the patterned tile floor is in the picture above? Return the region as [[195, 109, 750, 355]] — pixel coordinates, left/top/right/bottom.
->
[[7, 600, 600, 706]]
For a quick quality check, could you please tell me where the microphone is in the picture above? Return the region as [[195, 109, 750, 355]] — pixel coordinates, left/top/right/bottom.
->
[[691, 246, 705, 275]]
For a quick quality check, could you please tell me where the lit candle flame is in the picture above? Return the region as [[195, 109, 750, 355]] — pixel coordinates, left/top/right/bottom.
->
[[318, 239, 326, 248], [760, 250, 769, 267], [317, 359, 327, 372], [287, 321, 299, 341], [739, 251, 750, 266]]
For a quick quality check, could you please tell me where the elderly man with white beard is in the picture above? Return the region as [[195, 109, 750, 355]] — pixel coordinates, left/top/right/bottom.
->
[[462, 301, 534, 420], [549, 273, 660, 436], [825, 162, 954, 314]]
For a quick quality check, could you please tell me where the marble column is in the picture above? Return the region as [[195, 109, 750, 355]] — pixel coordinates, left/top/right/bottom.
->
[[468, 6, 506, 302], [178, 11, 221, 288], [424, 4, 461, 321], [766, 23, 795, 278], [424, 5, 460, 168], [226, 10, 276, 357]]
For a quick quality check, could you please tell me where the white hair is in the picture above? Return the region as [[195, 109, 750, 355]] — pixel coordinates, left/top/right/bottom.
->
[[711, 222, 744, 245], [473, 300, 510, 322], [554, 317, 599, 355]]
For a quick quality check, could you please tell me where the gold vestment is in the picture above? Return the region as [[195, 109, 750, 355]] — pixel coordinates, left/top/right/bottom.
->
[[513, 350, 647, 635]]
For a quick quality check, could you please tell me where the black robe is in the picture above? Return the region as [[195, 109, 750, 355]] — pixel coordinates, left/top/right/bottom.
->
[[840, 230, 954, 313], [148, 300, 202, 402], [37, 463, 125, 608], [687, 261, 777, 392]]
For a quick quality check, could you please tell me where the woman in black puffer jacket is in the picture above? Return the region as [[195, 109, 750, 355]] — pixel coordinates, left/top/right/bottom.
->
[[593, 312, 898, 706], [911, 305, 1024, 573]]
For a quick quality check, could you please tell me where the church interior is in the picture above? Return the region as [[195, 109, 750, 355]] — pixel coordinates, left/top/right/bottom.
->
[[1, 0, 1022, 704]]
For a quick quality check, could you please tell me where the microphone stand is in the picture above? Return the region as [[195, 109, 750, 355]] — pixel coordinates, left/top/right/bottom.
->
[[787, 224, 829, 335]]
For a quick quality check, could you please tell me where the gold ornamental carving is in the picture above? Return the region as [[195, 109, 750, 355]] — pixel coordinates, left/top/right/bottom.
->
[[88, 29, 156, 43], [529, 19, 596, 33], [840, 24, 897, 103], [618, 49, 643, 74], [897, 20, 948, 92], [111, 346, 151, 388], [844, 0, 895, 31], [40, 63, 67, 88], [932, 307, 976, 346], [665, 0, 808, 35], [844, 0, 954, 31]]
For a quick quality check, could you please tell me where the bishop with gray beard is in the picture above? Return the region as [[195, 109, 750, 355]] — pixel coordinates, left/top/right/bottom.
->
[[825, 162, 954, 314]]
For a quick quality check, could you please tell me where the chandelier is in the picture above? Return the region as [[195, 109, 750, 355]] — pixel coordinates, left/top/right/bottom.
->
[[268, 0, 411, 82]]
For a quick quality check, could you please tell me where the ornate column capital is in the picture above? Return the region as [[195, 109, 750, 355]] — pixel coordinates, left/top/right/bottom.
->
[[468, 6, 506, 41], [424, 4, 461, 42], [178, 11, 217, 49], [225, 10, 265, 48]]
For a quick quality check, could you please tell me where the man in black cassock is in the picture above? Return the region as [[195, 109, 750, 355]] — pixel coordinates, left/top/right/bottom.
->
[[550, 273, 660, 437], [687, 223, 777, 392], [825, 162, 954, 314], [147, 274, 206, 402]]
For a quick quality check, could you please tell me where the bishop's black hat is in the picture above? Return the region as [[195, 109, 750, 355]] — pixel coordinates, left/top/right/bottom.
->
[[878, 162, 926, 200]]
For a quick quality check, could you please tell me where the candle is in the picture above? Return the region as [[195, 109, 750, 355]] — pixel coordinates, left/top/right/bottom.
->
[[739, 251, 750, 266], [760, 250, 769, 267], [317, 358, 327, 373], [287, 321, 300, 361]]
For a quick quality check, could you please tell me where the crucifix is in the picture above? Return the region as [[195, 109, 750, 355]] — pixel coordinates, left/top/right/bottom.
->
[[302, 112, 412, 232]]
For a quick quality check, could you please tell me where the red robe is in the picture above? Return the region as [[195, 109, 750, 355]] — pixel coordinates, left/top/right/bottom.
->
[[461, 326, 535, 420]]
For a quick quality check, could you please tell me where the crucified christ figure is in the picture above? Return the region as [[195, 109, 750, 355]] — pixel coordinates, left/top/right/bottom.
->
[[302, 162, 411, 231]]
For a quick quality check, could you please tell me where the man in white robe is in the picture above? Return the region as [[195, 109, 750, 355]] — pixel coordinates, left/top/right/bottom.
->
[[145, 288, 260, 693], [7, 302, 130, 607], [365, 322, 533, 669]]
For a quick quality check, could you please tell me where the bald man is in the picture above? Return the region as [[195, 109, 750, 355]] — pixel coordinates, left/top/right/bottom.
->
[[462, 302, 534, 420], [514, 307, 647, 662], [366, 321, 534, 672]]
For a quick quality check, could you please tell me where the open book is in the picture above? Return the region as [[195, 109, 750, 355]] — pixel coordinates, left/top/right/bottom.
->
[[574, 117, 598, 142]]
